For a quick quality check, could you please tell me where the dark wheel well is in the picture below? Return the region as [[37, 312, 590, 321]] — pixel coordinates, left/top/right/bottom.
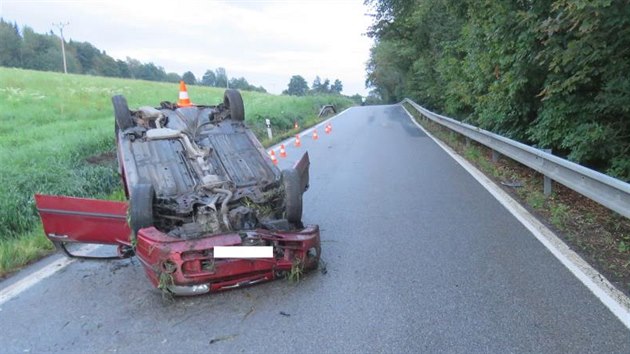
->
[[224, 89, 245, 121]]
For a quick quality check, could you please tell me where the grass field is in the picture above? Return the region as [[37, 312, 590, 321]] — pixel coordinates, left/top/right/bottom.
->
[[0, 67, 354, 275]]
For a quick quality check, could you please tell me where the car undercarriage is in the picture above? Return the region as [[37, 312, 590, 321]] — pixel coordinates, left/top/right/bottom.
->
[[35, 84, 320, 295]]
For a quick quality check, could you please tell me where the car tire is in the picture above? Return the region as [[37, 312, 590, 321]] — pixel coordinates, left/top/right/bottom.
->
[[282, 169, 303, 225], [112, 95, 134, 131], [130, 183, 154, 234], [224, 89, 245, 121]]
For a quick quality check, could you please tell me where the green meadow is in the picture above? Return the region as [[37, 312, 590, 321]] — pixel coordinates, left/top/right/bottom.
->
[[0, 67, 354, 274]]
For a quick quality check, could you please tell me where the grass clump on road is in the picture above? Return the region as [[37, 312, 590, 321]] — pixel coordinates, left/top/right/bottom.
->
[[0, 226, 55, 275], [0, 67, 354, 276]]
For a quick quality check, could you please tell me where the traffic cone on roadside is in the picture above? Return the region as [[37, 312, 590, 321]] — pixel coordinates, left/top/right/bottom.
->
[[312, 129, 319, 140], [294, 134, 301, 147], [177, 81, 192, 107], [280, 144, 287, 158], [269, 150, 278, 165], [325, 123, 332, 134]]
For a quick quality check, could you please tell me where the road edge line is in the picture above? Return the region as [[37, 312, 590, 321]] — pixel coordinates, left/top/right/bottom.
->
[[0, 244, 100, 306], [401, 105, 630, 330], [269, 107, 351, 151]]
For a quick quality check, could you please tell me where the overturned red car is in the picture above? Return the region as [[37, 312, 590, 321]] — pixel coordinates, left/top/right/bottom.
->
[[35, 83, 320, 296]]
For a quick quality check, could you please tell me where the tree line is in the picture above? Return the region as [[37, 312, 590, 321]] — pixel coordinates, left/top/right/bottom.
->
[[283, 75, 344, 96], [0, 19, 266, 92], [365, 0, 630, 181], [183, 68, 267, 93]]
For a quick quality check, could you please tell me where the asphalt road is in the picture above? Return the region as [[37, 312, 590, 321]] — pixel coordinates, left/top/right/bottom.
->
[[1, 105, 629, 353]]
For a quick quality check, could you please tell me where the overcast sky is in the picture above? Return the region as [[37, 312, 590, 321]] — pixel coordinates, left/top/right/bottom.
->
[[1, 0, 375, 95]]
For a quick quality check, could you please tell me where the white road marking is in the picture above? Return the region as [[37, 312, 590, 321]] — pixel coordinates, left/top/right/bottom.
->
[[401, 105, 630, 330], [0, 244, 100, 306], [268, 108, 351, 152]]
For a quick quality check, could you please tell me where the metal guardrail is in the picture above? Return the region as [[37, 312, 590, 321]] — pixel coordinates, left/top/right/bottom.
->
[[318, 105, 336, 118], [402, 98, 630, 218]]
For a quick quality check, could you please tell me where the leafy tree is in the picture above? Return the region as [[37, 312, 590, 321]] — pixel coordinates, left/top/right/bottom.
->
[[452, 1, 549, 140], [165, 72, 181, 83], [312, 76, 322, 93], [95, 52, 121, 77], [201, 70, 216, 86], [284, 75, 309, 96], [215, 67, 228, 87], [364, 0, 630, 180], [321, 78, 330, 93], [311, 76, 333, 94], [350, 93, 363, 104], [227, 77, 267, 92], [72, 41, 100, 74], [531, 0, 630, 178], [228, 77, 249, 90], [135, 62, 166, 81], [253, 86, 267, 93], [126, 57, 143, 79], [0, 19, 21, 67], [331, 79, 343, 94], [116, 59, 131, 78], [364, 90, 383, 105], [182, 71, 196, 85], [20, 27, 60, 72], [365, 40, 406, 103]]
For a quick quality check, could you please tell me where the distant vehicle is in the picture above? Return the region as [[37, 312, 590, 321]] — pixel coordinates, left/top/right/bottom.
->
[[35, 83, 320, 296]]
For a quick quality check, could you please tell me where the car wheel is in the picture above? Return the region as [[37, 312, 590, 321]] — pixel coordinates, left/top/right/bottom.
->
[[130, 183, 154, 234], [112, 95, 134, 131], [224, 89, 245, 121], [282, 169, 303, 225]]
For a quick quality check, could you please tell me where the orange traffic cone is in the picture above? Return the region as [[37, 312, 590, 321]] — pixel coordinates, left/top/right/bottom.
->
[[312, 129, 319, 140], [294, 121, 299, 129], [327, 123, 332, 133], [269, 150, 278, 165], [178, 81, 192, 107], [325, 124, 331, 134], [294, 134, 301, 147], [280, 144, 287, 158]]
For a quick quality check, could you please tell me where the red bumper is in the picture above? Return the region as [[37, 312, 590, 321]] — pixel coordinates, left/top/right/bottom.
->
[[135, 225, 320, 295]]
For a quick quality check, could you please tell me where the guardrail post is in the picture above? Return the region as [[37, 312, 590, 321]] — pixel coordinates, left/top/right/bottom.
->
[[465, 137, 471, 148], [543, 149, 553, 196], [491, 150, 500, 163]]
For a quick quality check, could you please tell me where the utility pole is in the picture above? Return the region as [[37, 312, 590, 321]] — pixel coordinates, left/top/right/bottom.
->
[[53, 22, 69, 74]]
